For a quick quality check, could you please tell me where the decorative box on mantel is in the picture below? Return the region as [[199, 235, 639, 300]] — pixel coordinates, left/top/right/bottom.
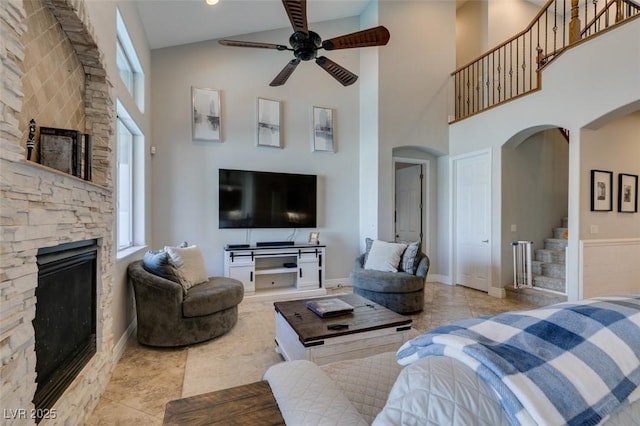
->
[[39, 127, 93, 181]]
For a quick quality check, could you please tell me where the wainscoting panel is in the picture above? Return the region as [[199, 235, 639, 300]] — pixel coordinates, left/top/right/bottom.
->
[[579, 238, 640, 299]]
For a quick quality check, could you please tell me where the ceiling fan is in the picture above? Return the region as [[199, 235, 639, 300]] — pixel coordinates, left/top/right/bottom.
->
[[218, 0, 390, 87]]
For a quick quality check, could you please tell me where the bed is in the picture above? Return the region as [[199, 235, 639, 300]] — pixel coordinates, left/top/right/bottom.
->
[[264, 295, 640, 425]]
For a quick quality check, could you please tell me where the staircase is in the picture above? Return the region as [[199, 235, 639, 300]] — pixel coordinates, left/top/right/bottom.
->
[[508, 218, 569, 306], [452, 0, 640, 121]]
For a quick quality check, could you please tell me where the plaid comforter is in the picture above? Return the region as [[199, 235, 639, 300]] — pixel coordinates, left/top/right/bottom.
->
[[396, 295, 640, 426]]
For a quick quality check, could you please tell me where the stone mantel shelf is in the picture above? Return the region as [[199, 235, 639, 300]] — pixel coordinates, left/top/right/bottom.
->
[[11, 158, 111, 193]]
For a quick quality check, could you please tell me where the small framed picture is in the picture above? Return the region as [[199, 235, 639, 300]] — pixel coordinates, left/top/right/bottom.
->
[[308, 231, 320, 245], [312, 106, 335, 152], [257, 97, 282, 148], [618, 173, 638, 213], [192, 87, 221, 141], [590, 169, 613, 212]]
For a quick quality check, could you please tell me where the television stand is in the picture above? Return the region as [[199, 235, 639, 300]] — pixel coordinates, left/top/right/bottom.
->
[[223, 244, 326, 301]]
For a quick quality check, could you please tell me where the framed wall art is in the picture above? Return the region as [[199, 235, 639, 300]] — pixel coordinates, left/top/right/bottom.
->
[[312, 106, 335, 152], [257, 97, 281, 148], [192, 87, 221, 141], [590, 169, 613, 212], [618, 173, 638, 213]]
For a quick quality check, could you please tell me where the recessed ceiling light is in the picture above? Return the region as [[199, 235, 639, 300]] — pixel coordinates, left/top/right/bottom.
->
[[205, 0, 219, 5]]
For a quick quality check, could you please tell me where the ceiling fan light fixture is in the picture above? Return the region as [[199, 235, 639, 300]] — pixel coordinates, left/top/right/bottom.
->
[[218, 0, 390, 87], [204, 0, 219, 6]]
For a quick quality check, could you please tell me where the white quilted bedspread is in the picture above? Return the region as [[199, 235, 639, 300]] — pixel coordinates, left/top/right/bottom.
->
[[373, 356, 511, 425], [264, 353, 640, 425], [321, 352, 402, 423], [264, 359, 368, 426]]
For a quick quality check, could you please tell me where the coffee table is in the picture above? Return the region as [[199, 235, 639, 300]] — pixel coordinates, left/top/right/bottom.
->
[[274, 293, 412, 365]]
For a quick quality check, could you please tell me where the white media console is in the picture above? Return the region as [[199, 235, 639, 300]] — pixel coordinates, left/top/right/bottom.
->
[[223, 244, 326, 300]]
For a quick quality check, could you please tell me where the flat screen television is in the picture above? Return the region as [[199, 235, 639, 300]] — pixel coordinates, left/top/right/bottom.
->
[[219, 169, 317, 229]]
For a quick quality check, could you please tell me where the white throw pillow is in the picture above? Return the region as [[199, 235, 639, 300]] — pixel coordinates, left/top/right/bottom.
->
[[364, 240, 407, 272], [165, 245, 208, 292]]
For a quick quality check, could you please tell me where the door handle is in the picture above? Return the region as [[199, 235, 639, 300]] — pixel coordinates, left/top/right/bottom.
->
[[482, 240, 489, 243]]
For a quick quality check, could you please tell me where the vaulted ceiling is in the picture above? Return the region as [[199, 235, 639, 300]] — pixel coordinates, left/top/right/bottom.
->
[[135, 0, 370, 49]]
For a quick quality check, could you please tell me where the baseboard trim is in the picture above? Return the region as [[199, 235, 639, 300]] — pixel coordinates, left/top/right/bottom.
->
[[488, 286, 506, 298], [329, 275, 452, 287], [324, 278, 350, 289], [113, 319, 136, 363], [429, 274, 450, 285]]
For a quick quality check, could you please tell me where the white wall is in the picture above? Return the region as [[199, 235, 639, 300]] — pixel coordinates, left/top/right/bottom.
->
[[359, 1, 381, 251], [456, 0, 487, 67], [487, 0, 541, 49], [393, 147, 440, 271], [581, 111, 640, 239], [449, 20, 640, 299], [437, 155, 451, 282], [84, 0, 152, 347], [375, 0, 456, 244], [150, 18, 362, 281], [501, 129, 569, 285]]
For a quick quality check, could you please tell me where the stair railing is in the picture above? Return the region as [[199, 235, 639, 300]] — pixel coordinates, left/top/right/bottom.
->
[[581, 0, 640, 37], [452, 0, 640, 121]]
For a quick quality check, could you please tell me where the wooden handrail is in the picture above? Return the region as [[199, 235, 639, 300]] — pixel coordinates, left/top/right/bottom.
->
[[452, 0, 640, 121], [581, 0, 640, 36], [452, 0, 556, 75]]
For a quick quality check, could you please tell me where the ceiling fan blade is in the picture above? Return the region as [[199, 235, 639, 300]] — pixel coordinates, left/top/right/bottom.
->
[[315, 56, 358, 86], [282, 0, 308, 34], [321, 26, 390, 50], [270, 59, 301, 86], [219, 39, 288, 51]]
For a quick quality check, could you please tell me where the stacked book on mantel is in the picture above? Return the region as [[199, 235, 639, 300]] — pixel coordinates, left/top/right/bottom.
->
[[39, 127, 92, 181]]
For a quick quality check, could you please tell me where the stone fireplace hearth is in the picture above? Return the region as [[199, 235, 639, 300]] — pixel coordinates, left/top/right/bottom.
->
[[1, 0, 117, 424]]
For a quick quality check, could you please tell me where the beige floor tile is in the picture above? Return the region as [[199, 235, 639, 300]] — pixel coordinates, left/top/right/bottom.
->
[[88, 282, 536, 424]]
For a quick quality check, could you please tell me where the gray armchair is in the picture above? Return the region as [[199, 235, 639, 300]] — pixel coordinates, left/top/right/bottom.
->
[[128, 260, 244, 347], [350, 252, 429, 314]]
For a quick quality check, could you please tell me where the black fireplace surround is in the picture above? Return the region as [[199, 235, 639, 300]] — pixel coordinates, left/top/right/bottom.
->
[[33, 240, 97, 421]]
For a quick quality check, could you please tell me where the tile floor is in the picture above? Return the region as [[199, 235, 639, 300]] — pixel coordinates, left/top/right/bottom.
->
[[87, 282, 536, 425]]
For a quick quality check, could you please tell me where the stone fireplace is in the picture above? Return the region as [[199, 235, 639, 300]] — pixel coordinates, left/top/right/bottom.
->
[[33, 240, 98, 421], [1, 0, 117, 424]]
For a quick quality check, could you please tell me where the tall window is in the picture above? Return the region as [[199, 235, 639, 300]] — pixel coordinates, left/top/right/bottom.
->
[[116, 8, 144, 111], [117, 117, 133, 250], [116, 39, 133, 93], [115, 7, 145, 255]]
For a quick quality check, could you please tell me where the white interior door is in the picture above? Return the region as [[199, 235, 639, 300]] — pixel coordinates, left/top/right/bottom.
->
[[455, 152, 490, 292], [395, 164, 422, 243]]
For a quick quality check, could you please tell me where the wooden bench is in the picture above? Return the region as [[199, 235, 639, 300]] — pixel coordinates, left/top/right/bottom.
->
[[163, 381, 284, 425]]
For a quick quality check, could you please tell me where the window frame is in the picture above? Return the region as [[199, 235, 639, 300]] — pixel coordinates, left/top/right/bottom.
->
[[116, 7, 144, 112]]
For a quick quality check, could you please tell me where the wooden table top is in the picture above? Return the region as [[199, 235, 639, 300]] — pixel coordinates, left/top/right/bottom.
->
[[163, 381, 284, 426], [274, 293, 412, 343]]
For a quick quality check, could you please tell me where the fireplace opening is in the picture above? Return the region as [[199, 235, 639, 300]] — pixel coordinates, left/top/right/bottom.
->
[[33, 240, 98, 422]]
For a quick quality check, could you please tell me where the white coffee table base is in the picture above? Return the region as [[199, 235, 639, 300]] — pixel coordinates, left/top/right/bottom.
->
[[274, 312, 411, 365]]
